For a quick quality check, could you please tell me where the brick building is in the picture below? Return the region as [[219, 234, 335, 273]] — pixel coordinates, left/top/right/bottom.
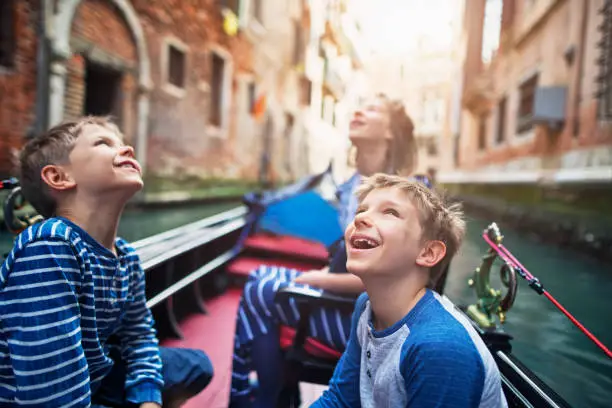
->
[[0, 0, 40, 175], [0, 0, 312, 183], [440, 0, 612, 184]]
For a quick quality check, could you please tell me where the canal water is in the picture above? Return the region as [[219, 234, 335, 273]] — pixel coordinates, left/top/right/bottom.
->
[[0, 205, 610, 407], [447, 216, 612, 408]]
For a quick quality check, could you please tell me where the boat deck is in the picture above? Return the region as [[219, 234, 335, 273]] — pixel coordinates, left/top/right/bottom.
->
[[162, 289, 327, 407], [160, 233, 332, 407]]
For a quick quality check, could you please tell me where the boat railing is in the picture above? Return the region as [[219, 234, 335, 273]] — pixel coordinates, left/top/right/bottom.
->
[[132, 205, 249, 340], [132, 206, 248, 251], [0, 178, 249, 341]]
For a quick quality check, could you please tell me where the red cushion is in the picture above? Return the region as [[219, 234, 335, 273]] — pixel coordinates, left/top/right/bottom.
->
[[245, 234, 329, 262], [279, 325, 342, 360]]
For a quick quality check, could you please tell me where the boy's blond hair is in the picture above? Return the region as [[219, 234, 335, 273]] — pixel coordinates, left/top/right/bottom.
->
[[356, 173, 466, 288], [19, 116, 121, 218]]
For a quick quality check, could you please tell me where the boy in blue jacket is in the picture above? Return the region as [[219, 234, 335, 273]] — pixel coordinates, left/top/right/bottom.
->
[[313, 174, 507, 408], [0, 117, 213, 407]]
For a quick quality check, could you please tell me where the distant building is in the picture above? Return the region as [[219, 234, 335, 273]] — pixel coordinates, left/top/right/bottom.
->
[[440, 0, 612, 186], [363, 30, 459, 179], [0, 0, 311, 184], [302, 0, 369, 181]]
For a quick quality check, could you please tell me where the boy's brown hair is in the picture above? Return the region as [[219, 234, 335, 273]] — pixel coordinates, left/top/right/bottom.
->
[[356, 173, 466, 288], [19, 116, 120, 218]]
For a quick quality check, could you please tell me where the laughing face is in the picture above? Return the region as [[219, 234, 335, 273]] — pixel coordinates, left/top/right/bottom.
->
[[345, 187, 425, 278], [65, 123, 143, 196]]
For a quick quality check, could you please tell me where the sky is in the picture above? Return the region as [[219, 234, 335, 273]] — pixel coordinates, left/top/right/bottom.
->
[[348, 0, 458, 57]]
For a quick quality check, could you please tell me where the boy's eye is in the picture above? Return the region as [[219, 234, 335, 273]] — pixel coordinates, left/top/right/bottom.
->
[[384, 208, 399, 217], [94, 139, 110, 146]]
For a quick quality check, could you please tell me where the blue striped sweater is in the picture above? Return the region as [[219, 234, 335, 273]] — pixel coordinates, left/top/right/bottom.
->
[[0, 218, 163, 407]]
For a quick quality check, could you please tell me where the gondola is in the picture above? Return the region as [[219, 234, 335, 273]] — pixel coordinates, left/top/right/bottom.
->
[[0, 169, 576, 407]]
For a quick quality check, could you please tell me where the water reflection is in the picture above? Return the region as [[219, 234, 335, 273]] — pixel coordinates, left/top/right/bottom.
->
[[0, 202, 239, 255]]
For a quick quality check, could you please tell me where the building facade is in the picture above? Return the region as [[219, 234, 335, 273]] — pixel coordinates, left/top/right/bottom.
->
[[0, 0, 312, 185], [302, 0, 369, 181], [440, 0, 612, 185]]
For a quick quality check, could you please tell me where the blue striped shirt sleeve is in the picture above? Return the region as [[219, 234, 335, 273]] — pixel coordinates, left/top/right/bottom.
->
[[0, 239, 90, 407], [114, 252, 163, 405]]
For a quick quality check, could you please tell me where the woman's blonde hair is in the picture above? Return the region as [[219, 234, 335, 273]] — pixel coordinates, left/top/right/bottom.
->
[[349, 94, 418, 175], [377, 93, 418, 175]]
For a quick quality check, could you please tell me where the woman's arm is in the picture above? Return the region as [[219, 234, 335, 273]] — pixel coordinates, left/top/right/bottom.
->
[[293, 269, 364, 294]]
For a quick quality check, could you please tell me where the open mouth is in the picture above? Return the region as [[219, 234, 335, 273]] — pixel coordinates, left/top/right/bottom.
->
[[349, 234, 380, 250], [116, 160, 142, 174], [349, 120, 365, 129]]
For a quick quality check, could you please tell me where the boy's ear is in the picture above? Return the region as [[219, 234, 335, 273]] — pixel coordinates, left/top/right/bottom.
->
[[416, 240, 446, 268], [40, 164, 76, 191]]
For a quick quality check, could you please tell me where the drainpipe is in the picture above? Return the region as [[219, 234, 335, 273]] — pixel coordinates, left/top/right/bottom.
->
[[573, 0, 589, 137], [32, 0, 51, 137]]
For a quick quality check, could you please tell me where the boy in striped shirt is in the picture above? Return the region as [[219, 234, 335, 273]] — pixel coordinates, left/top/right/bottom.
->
[[313, 174, 508, 407], [0, 117, 213, 407]]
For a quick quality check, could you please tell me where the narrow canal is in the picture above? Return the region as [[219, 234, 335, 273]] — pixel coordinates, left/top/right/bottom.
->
[[448, 216, 612, 408], [0, 204, 610, 407]]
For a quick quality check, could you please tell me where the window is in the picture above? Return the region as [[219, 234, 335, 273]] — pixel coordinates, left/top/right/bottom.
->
[[251, 0, 263, 23], [292, 20, 303, 66], [222, 0, 240, 14], [496, 97, 507, 143], [284, 113, 295, 174], [84, 62, 122, 124], [0, 0, 15, 68], [300, 77, 311, 106], [516, 73, 539, 133], [427, 140, 438, 157], [322, 94, 336, 125], [247, 81, 256, 113], [453, 135, 460, 166], [210, 52, 226, 127], [168, 45, 186, 88], [478, 115, 487, 150]]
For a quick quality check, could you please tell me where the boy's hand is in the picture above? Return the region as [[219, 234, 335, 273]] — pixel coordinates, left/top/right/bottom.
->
[[140, 403, 161, 408]]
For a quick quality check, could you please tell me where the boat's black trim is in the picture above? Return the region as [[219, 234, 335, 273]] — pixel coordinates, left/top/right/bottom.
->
[[496, 351, 571, 408], [146, 249, 237, 309], [135, 207, 248, 340]]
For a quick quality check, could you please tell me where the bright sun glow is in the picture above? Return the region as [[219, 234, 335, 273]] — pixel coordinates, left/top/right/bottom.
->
[[350, 0, 458, 56]]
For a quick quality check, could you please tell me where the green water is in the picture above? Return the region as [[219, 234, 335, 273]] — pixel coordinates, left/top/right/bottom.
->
[[0, 206, 610, 406], [0, 203, 239, 254], [447, 217, 612, 408]]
